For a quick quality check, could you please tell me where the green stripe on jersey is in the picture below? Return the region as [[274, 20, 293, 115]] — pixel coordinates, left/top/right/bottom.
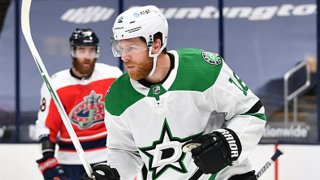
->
[[105, 73, 144, 116], [241, 113, 267, 121], [169, 48, 223, 92]]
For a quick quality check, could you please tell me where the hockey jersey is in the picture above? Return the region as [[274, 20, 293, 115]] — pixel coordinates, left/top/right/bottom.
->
[[104, 49, 267, 180], [35, 63, 122, 164]]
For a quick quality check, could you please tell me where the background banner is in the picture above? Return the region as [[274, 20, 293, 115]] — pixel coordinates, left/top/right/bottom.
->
[[0, 0, 316, 142]]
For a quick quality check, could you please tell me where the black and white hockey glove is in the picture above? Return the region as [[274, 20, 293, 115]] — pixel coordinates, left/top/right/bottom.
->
[[182, 128, 242, 174], [81, 163, 120, 180]]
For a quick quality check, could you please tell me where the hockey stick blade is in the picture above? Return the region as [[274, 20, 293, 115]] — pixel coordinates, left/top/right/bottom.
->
[[21, 0, 93, 177], [256, 148, 284, 179]]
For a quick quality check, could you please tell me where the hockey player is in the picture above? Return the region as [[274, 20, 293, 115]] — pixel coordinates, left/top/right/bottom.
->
[[87, 5, 266, 180], [34, 28, 122, 180]]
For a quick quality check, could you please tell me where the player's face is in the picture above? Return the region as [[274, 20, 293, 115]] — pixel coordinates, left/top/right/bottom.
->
[[73, 46, 97, 75], [116, 38, 151, 80]]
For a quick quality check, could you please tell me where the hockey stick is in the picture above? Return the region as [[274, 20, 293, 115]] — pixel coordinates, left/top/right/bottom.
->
[[256, 148, 284, 179], [20, 0, 93, 177]]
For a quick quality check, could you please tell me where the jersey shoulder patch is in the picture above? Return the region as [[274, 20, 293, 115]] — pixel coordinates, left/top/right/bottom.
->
[[201, 51, 222, 65]]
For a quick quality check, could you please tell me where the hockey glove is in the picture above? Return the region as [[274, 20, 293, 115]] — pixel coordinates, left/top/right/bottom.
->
[[36, 154, 67, 180], [81, 163, 120, 180], [182, 128, 242, 174]]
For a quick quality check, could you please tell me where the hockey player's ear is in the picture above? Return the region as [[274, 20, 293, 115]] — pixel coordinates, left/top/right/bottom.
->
[[152, 39, 162, 54]]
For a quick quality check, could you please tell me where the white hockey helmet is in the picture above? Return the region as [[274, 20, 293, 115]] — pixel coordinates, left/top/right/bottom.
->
[[112, 5, 168, 76]]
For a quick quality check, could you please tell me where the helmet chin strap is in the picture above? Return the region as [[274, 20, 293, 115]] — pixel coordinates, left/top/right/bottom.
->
[[148, 56, 158, 77], [147, 42, 167, 77]]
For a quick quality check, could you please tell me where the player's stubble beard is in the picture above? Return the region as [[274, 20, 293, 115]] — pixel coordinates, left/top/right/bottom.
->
[[127, 58, 153, 81], [73, 58, 96, 76]]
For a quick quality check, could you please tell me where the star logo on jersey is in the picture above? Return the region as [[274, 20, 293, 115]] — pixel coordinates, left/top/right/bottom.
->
[[139, 119, 202, 179], [69, 91, 104, 129], [201, 51, 222, 65]]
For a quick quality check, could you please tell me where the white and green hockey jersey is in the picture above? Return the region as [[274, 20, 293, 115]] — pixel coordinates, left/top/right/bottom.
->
[[104, 48, 267, 180]]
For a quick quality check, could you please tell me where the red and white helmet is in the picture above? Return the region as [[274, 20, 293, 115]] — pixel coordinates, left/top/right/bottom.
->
[[112, 5, 168, 76]]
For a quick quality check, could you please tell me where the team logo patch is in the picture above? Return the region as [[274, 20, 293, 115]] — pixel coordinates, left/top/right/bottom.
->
[[69, 91, 104, 129], [138, 120, 188, 179], [138, 119, 204, 179], [152, 85, 161, 94], [201, 51, 222, 65]]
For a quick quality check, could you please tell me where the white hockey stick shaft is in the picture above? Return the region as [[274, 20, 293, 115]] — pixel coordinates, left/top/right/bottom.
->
[[21, 0, 93, 177], [256, 148, 283, 179]]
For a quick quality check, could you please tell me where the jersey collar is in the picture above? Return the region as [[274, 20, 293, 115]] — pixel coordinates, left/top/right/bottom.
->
[[130, 50, 179, 96]]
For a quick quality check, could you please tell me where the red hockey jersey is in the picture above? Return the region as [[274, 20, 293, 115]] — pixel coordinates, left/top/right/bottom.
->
[[35, 63, 122, 164]]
